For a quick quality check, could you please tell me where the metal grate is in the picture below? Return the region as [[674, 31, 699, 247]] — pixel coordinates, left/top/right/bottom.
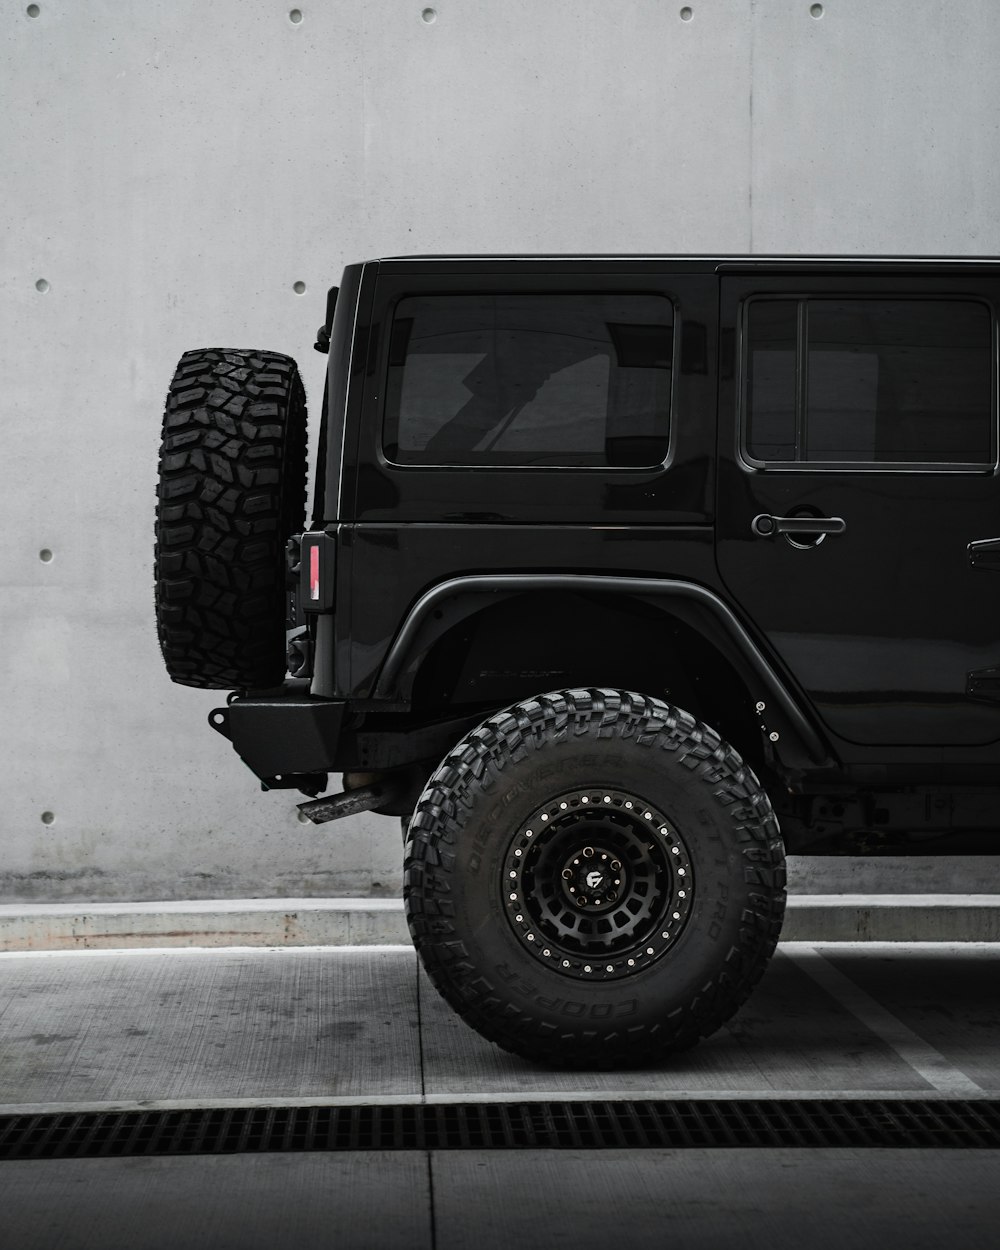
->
[[1, 1099, 998, 1161]]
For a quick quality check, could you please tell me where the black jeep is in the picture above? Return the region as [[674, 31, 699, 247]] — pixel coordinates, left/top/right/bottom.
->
[[155, 255, 1000, 1066]]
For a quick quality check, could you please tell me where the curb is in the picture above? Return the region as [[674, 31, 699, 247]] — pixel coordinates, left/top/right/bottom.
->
[[781, 894, 1000, 942], [0, 899, 411, 952], [1, 895, 999, 952]]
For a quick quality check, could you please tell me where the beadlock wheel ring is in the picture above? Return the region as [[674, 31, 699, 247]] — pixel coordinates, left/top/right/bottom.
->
[[502, 788, 695, 981]]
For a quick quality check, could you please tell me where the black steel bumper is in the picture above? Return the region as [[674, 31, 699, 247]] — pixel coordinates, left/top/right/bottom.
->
[[209, 684, 486, 789], [209, 688, 347, 785]]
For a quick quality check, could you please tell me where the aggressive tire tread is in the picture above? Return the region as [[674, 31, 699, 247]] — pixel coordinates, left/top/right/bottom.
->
[[404, 688, 786, 1067], [155, 348, 306, 690]]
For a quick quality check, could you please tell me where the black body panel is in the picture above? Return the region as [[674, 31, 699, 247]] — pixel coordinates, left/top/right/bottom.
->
[[717, 271, 1000, 750], [219, 256, 1000, 849]]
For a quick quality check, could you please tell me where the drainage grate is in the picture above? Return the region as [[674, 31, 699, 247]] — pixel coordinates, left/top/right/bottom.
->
[[1, 1099, 998, 1161]]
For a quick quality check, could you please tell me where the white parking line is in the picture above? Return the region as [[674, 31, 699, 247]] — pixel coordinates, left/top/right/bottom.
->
[[2, 1088, 997, 1118], [0, 945, 416, 959], [783, 944, 984, 1095]]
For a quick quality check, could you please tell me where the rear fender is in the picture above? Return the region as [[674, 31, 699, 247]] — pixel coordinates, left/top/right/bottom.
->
[[373, 574, 833, 771]]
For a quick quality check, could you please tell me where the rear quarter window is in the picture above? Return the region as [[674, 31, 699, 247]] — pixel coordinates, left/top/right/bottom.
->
[[383, 292, 675, 468]]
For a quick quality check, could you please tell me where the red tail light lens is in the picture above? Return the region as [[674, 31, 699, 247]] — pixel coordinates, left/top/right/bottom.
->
[[310, 543, 320, 602], [300, 532, 335, 612]]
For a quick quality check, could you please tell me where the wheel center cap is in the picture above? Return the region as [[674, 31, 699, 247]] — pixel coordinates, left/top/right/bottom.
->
[[557, 845, 624, 910]]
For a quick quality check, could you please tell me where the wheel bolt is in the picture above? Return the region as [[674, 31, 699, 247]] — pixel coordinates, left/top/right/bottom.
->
[[561, 869, 573, 879], [606, 891, 617, 903], [577, 896, 588, 907], [611, 859, 621, 871], [583, 847, 594, 858]]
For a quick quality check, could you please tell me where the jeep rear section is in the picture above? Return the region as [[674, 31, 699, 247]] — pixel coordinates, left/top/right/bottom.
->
[[219, 258, 1000, 829], [157, 256, 1000, 1064]]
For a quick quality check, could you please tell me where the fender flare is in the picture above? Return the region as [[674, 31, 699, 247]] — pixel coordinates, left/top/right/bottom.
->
[[372, 573, 832, 768]]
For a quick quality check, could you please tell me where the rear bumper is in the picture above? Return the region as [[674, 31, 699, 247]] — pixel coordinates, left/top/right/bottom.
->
[[210, 689, 347, 783], [210, 685, 486, 787]]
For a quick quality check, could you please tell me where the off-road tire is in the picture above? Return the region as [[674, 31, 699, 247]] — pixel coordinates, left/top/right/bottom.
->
[[404, 688, 785, 1067], [155, 349, 306, 690]]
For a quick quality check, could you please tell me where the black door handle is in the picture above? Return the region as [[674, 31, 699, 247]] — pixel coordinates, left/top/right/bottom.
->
[[751, 514, 846, 538]]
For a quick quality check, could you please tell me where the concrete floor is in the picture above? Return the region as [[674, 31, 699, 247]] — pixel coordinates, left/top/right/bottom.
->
[[2, 942, 999, 1247]]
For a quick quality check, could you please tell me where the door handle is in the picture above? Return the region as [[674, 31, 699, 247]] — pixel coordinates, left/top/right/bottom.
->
[[751, 514, 846, 538], [968, 537, 1000, 571]]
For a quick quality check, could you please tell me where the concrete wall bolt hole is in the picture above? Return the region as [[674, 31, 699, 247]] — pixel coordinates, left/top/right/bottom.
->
[[35, 278, 49, 293], [39, 548, 53, 563], [293, 281, 306, 295], [421, 8, 437, 24], [40, 812, 55, 825]]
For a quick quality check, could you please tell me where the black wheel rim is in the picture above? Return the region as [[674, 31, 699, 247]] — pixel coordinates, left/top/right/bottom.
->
[[501, 788, 694, 981]]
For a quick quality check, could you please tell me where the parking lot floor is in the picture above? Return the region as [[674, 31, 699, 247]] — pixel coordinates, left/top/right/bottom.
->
[[2, 942, 999, 1247]]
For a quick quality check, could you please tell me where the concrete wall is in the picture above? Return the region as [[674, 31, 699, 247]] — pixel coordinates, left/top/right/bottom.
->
[[4, 1, 1000, 902]]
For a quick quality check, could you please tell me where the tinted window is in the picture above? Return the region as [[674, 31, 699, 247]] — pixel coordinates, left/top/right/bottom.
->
[[746, 298, 993, 466], [746, 300, 798, 462], [383, 293, 673, 467]]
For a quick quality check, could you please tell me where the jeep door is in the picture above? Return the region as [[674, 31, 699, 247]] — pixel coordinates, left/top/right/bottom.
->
[[716, 266, 1000, 749]]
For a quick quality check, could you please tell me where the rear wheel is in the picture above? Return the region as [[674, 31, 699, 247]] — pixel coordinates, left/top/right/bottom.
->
[[404, 688, 785, 1067], [155, 348, 306, 690]]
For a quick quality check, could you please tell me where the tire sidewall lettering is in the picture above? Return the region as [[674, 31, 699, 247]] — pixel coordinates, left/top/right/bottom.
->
[[406, 690, 785, 1063], [495, 965, 638, 1019]]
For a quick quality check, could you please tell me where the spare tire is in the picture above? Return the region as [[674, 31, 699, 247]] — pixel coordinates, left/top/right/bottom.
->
[[155, 348, 306, 690]]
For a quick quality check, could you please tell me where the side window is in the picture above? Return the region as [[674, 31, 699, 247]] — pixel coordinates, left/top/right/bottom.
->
[[745, 297, 994, 467], [383, 293, 674, 467]]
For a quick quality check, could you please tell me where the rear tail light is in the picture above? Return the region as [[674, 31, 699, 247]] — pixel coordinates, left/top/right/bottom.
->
[[309, 543, 321, 601], [300, 532, 335, 612]]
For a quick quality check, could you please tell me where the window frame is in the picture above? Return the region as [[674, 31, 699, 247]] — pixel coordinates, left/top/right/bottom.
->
[[738, 293, 998, 474], [378, 288, 680, 473]]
